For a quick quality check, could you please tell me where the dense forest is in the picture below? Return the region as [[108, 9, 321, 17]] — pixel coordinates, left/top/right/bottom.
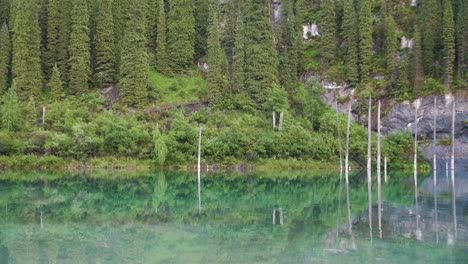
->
[[0, 0, 465, 168]]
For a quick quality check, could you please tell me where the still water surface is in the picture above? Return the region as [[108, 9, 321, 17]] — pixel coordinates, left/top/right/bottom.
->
[[0, 170, 466, 263]]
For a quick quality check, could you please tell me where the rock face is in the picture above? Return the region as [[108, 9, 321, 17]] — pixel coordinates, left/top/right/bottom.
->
[[323, 88, 468, 165], [381, 93, 468, 164]]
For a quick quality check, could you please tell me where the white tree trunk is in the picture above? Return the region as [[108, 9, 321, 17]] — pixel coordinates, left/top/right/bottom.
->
[[345, 104, 352, 235], [367, 97, 373, 239], [198, 125, 202, 215], [451, 98, 457, 237], [279, 112, 284, 130], [273, 111, 276, 129], [377, 100, 382, 239]]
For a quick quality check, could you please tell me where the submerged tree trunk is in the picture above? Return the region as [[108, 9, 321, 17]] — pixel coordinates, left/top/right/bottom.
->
[[367, 97, 372, 240], [414, 101, 420, 235], [198, 124, 202, 215], [377, 100, 382, 239], [345, 104, 352, 235], [451, 98, 457, 238], [433, 96, 438, 243]]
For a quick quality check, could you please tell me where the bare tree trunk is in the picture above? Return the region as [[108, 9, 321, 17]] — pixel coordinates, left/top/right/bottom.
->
[[273, 208, 276, 225], [279, 112, 284, 130], [198, 125, 202, 215], [273, 111, 276, 129], [433, 96, 438, 243], [384, 157, 387, 184], [367, 97, 373, 240], [42, 106, 46, 129], [279, 208, 284, 225], [377, 100, 382, 239], [414, 101, 420, 232], [345, 104, 352, 235], [451, 98, 457, 238]]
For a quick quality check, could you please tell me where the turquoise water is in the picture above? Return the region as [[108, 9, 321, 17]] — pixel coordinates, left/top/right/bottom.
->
[[0, 170, 466, 263]]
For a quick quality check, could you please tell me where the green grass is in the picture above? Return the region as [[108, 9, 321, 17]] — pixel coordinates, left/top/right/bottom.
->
[[148, 68, 207, 106]]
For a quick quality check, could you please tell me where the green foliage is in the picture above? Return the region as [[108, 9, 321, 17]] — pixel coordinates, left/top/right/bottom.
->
[[49, 64, 64, 101], [341, 0, 359, 84], [12, 0, 43, 101], [47, 0, 71, 83], [0, 131, 24, 155], [23, 95, 37, 130], [119, 0, 148, 106], [155, 0, 171, 75], [358, 0, 373, 84], [420, 0, 442, 77], [319, 0, 336, 68], [206, 0, 229, 108], [279, 0, 299, 95], [1, 83, 21, 131], [194, 0, 210, 59], [244, 0, 279, 107], [0, 23, 10, 96], [95, 0, 116, 85], [266, 85, 289, 113], [166, 111, 197, 164], [68, 0, 90, 95], [422, 78, 447, 95], [231, 8, 247, 99], [167, 0, 195, 74], [152, 127, 167, 166], [443, 0, 455, 88]]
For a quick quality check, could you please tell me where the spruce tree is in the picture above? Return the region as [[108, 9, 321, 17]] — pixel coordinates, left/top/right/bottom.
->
[[244, 0, 279, 106], [294, 0, 306, 74], [113, 0, 131, 78], [49, 64, 64, 101], [146, 0, 158, 64], [194, 0, 210, 59], [443, 0, 455, 88], [95, 0, 116, 85], [384, 12, 397, 82], [23, 95, 37, 130], [358, 0, 373, 85], [420, 0, 442, 76], [12, 0, 43, 101], [119, 0, 148, 106], [206, 0, 229, 108], [412, 29, 424, 93], [231, 8, 247, 100], [0, 0, 11, 26], [47, 0, 71, 83], [456, 0, 467, 80], [167, 0, 195, 73], [68, 0, 90, 95], [39, 0, 49, 78], [320, 0, 337, 68], [155, 0, 171, 75], [0, 23, 10, 96], [1, 83, 21, 131], [279, 0, 299, 95], [341, 0, 359, 84]]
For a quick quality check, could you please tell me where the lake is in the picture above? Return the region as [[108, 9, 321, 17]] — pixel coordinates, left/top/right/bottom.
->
[[0, 169, 467, 263]]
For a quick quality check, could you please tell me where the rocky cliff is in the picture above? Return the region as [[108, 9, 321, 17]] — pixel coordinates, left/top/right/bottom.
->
[[323, 88, 468, 167]]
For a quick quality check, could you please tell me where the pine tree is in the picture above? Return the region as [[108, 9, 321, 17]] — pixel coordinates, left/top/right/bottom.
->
[[231, 8, 247, 100], [68, 0, 90, 95], [412, 29, 424, 92], [0, 0, 11, 26], [113, 0, 131, 79], [443, 0, 455, 88], [420, 0, 442, 76], [456, 0, 468, 80], [384, 12, 397, 82], [0, 23, 10, 96], [39, 0, 49, 78], [119, 0, 148, 106], [95, 0, 116, 85], [49, 63, 64, 101], [341, 0, 359, 84], [279, 0, 298, 95], [244, 0, 279, 106], [167, 0, 195, 73], [320, 0, 337, 68], [194, 0, 210, 59], [1, 83, 21, 131], [155, 0, 171, 75], [146, 0, 158, 64], [47, 0, 71, 84], [294, 0, 306, 74], [12, 0, 43, 101], [23, 95, 37, 130], [206, 0, 229, 107], [358, 0, 373, 85]]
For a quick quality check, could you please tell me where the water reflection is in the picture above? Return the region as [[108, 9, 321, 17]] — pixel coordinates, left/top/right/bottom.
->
[[0, 170, 466, 263]]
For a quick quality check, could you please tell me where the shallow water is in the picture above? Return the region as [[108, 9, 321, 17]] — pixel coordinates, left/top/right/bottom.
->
[[0, 170, 466, 263]]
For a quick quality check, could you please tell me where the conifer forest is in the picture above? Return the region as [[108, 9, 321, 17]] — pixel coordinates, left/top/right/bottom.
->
[[0, 0, 466, 168]]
